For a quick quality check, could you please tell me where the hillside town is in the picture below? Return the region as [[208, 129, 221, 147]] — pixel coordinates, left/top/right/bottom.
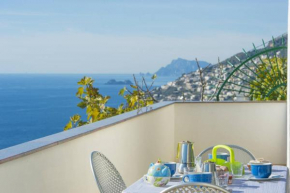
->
[[152, 34, 287, 102]]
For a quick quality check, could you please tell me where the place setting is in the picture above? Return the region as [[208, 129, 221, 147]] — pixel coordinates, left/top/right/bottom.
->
[[246, 159, 283, 181], [123, 141, 287, 193]]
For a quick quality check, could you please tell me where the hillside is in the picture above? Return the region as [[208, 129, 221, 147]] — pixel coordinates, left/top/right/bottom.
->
[[155, 58, 209, 76], [152, 33, 287, 102]]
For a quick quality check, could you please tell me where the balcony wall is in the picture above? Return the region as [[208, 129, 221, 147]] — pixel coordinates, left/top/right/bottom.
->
[[0, 102, 286, 193], [174, 102, 287, 165]]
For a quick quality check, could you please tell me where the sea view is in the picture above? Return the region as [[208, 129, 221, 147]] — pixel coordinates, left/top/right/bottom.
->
[[0, 74, 177, 150], [0, 1, 288, 193]]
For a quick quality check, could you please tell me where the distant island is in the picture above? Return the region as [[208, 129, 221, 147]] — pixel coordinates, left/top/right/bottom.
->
[[139, 72, 152, 76], [155, 58, 210, 77], [105, 79, 133, 85]]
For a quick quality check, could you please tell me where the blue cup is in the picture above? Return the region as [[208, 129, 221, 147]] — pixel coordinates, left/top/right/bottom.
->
[[182, 173, 212, 183], [208, 153, 229, 161], [250, 163, 272, 178], [163, 162, 176, 177]]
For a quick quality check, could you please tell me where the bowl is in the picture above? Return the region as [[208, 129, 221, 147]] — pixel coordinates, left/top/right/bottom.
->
[[208, 153, 229, 161], [250, 163, 272, 178]]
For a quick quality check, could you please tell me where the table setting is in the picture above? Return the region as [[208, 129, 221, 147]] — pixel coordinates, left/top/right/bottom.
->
[[123, 141, 288, 193]]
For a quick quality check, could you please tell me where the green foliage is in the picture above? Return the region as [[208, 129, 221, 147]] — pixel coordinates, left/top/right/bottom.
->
[[64, 75, 157, 130], [249, 58, 287, 101]]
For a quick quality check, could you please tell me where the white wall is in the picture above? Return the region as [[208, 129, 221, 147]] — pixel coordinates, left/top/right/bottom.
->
[[0, 105, 175, 193], [174, 103, 287, 165]]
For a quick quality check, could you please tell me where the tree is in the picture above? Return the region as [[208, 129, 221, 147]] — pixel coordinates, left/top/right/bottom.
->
[[249, 58, 287, 101], [64, 75, 157, 130]]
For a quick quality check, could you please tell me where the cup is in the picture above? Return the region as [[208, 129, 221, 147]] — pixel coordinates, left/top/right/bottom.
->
[[215, 172, 229, 188], [182, 173, 212, 183], [163, 162, 176, 177], [250, 163, 272, 178], [208, 153, 229, 161], [231, 162, 244, 177]]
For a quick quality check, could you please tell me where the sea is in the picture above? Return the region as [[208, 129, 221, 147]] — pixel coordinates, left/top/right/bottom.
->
[[0, 74, 177, 150]]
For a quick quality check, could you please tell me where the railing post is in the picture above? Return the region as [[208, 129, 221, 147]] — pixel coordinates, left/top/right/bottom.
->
[[287, 1, 290, 192]]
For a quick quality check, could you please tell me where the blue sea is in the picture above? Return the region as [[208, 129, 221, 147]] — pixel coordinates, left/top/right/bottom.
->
[[0, 74, 177, 150]]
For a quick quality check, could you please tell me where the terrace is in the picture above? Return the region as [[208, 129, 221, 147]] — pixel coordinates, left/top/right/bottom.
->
[[0, 101, 287, 193]]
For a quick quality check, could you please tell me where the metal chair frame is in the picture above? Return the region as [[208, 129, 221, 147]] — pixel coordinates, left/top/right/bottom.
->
[[90, 151, 126, 193], [160, 182, 230, 193], [197, 144, 255, 163]]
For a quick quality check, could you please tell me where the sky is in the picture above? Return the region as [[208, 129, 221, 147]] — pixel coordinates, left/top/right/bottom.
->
[[0, 0, 288, 74]]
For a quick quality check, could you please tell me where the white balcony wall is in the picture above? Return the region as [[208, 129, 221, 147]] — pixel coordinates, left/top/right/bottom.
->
[[0, 102, 287, 193], [0, 105, 175, 193], [174, 103, 287, 165]]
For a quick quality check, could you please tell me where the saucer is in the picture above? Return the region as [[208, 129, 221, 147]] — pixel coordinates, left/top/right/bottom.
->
[[171, 174, 183, 180], [248, 175, 283, 181]]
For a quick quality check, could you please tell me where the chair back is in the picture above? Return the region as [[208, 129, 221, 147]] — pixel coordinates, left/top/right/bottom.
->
[[160, 182, 230, 193], [197, 144, 255, 164], [90, 151, 126, 193]]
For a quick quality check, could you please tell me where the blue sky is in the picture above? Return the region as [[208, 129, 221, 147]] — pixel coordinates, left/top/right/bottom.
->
[[0, 0, 288, 73]]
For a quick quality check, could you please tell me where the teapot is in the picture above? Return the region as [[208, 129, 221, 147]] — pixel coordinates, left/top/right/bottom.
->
[[144, 160, 171, 187]]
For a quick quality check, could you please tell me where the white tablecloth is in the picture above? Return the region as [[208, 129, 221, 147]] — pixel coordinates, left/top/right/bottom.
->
[[123, 165, 288, 193]]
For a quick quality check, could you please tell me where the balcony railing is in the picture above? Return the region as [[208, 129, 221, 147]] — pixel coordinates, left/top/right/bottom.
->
[[0, 101, 287, 193]]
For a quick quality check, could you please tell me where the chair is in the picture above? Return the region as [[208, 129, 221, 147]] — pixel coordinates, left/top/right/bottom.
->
[[160, 182, 230, 193], [197, 144, 255, 164], [90, 151, 126, 193]]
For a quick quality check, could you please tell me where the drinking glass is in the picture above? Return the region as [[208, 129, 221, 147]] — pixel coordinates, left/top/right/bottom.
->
[[215, 172, 229, 188], [187, 167, 195, 173], [183, 167, 189, 174], [231, 163, 244, 177], [195, 156, 202, 172]]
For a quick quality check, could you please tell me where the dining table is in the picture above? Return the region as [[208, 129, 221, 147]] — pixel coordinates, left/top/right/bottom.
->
[[122, 165, 289, 193]]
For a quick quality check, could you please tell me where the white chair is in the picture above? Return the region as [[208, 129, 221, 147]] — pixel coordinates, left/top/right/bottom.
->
[[90, 151, 126, 193], [160, 182, 230, 193]]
